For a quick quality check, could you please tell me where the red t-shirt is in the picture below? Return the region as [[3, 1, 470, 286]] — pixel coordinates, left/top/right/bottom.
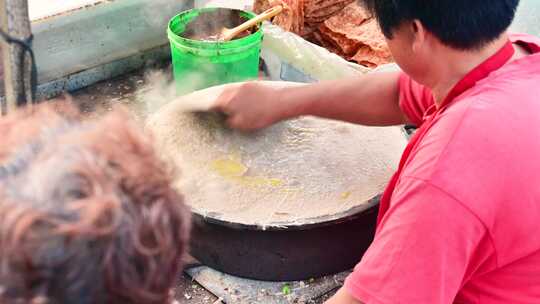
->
[[345, 34, 540, 303]]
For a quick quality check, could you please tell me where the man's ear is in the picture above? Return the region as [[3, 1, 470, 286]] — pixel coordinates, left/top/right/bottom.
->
[[411, 19, 427, 54]]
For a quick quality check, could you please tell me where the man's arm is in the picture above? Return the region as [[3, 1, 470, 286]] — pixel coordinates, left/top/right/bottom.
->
[[280, 72, 406, 126], [214, 72, 408, 131]]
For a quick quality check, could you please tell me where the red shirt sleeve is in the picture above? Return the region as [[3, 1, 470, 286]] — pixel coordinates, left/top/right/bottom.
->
[[398, 73, 435, 126], [344, 177, 495, 304]]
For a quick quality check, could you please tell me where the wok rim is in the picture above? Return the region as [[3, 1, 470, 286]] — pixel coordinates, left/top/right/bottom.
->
[[190, 194, 380, 231]]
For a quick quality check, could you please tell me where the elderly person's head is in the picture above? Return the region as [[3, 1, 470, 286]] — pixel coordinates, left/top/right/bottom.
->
[[0, 102, 190, 304]]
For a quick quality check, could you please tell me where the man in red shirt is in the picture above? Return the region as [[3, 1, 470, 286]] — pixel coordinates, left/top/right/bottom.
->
[[214, 0, 540, 303]]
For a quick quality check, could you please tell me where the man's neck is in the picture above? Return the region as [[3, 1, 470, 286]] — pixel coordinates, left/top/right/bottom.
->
[[430, 34, 512, 106]]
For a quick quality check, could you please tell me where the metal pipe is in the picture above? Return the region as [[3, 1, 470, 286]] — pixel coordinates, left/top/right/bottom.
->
[[0, 0, 33, 114]]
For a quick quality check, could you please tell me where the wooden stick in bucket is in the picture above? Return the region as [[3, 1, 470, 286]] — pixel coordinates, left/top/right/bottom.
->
[[220, 6, 284, 42]]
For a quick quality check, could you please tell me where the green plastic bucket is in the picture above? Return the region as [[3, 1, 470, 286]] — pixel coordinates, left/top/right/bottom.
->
[[167, 8, 263, 95]]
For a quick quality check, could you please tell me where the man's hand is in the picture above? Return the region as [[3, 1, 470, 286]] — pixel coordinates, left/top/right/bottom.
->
[[325, 287, 364, 304], [213, 82, 291, 131]]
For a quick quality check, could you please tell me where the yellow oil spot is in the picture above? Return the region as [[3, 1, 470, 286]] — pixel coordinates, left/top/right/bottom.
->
[[267, 178, 284, 187], [210, 156, 284, 188], [340, 191, 352, 200], [282, 187, 302, 194], [239, 176, 284, 187], [211, 158, 248, 177]]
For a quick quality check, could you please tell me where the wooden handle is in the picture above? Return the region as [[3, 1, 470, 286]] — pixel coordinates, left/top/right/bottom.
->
[[221, 5, 284, 41]]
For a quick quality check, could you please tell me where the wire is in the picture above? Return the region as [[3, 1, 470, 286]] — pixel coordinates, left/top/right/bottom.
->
[[0, 29, 37, 106]]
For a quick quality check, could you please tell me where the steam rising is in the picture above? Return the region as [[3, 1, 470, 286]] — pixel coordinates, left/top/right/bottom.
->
[[136, 69, 177, 115], [135, 63, 223, 117]]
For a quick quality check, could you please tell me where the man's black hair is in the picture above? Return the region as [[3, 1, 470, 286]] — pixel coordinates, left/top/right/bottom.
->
[[362, 0, 520, 50]]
